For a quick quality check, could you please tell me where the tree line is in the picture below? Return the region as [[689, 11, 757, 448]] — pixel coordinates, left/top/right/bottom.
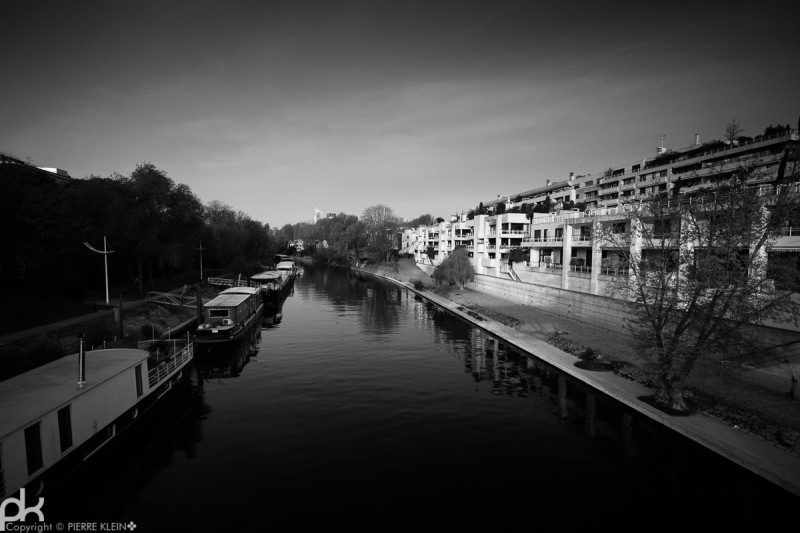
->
[[280, 207, 440, 267], [0, 162, 284, 299], [0, 154, 442, 300]]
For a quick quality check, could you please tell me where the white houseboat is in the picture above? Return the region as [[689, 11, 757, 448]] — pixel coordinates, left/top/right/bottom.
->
[[249, 270, 292, 304], [0, 344, 193, 499], [276, 260, 299, 278], [194, 286, 263, 345]]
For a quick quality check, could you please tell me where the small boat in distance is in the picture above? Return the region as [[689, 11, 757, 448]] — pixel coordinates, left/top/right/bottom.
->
[[276, 260, 299, 278], [195, 286, 263, 345]]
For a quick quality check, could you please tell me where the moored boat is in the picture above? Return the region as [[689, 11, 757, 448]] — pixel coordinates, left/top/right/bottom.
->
[[249, 270, 292, 304], [194, 286, 263, 345], [0, 344, 193, 500], [276, 260, 299, 278]]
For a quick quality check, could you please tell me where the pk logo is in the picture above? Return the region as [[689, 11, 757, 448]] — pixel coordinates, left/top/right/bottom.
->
[[0, 489, 45, 531]]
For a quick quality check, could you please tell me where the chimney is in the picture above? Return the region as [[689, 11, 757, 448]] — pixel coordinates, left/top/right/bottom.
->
[[694, 133, 700, 145], [546, 179, 551, 186], [569, 172, 575, 181]]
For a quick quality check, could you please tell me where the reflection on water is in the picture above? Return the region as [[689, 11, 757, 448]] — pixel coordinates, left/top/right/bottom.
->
[[42, 375, 207, 523], [25, 264, 799, 529]]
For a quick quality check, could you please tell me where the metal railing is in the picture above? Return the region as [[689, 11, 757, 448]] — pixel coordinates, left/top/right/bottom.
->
[[148, 342, 193, 388], [146, 291, 209, 308], [524, 236, 564, 243]]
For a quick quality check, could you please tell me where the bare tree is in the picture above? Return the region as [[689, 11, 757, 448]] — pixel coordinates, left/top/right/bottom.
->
[[599, 151, 800, 412], [725, 118, 744, 146]]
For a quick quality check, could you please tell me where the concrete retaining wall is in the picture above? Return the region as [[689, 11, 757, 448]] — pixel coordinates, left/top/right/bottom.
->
[[417, 261, 800, 396], [470, 274, 632, 334]]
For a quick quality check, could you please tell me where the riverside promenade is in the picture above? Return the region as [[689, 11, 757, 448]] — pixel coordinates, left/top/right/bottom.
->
[[357, 259, 800, 499]]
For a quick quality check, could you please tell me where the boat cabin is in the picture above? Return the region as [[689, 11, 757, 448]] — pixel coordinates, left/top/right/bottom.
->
[[276, 261, 298, 277], [199, 287, 259, 328]]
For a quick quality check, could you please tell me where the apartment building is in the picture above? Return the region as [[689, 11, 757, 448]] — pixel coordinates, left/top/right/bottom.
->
[[411, 128, 800, 296]]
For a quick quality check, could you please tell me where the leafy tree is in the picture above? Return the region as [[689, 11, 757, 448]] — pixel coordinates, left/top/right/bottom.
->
[[407, 213, 435, 227], [432, 247, 475, 289], [599, 152, 800, 412], [426, 246, 437, 264], [533, 196, 553, 213], [524, 203, 535, 234], [507, 247, 526, 267], [361, 204, 398, 263]]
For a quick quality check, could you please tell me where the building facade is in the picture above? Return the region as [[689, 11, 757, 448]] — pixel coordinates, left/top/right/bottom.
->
[[410, 129, 800, 296]]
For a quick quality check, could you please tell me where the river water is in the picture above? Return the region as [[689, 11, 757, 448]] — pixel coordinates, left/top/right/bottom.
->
[[43, 265, 797, 530]]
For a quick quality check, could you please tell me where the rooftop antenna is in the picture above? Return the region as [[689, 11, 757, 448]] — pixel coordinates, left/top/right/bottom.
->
[[657, 134, 667, 155]]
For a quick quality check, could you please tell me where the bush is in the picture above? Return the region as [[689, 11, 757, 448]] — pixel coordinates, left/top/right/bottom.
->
[[432, 248, 475, 288], [413, 279, 425, 291]]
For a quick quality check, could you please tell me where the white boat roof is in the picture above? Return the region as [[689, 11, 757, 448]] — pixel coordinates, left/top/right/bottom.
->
[[0, 349, 148, 439], [250, 271, 283, 281], [220, 286, 260, 295], [276, 261, 295, 269], [205, 289, 257, 307]]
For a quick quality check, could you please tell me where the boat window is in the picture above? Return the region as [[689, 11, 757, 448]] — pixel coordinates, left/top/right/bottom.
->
[[24, 422, 43, 476], [58, 405, 73, 453], [135, 364, 143, 398], [209, 309, 229, 318]]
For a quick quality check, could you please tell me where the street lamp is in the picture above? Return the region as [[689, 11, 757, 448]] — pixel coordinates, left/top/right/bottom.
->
[[194, 241, 205, 282], [84, 236, 114, 305]]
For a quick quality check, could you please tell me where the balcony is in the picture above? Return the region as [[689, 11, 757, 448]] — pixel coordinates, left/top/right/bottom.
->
[[523, 236, 564, 246]]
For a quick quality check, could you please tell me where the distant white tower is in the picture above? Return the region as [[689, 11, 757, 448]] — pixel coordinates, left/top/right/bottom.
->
[[314, 206, 324, 223]]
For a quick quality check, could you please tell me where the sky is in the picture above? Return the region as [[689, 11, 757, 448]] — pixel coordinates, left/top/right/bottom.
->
[[2, 0, 798, 228]]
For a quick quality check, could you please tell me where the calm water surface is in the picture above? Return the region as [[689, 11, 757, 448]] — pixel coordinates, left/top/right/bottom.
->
[[46, 265, 796, 530]]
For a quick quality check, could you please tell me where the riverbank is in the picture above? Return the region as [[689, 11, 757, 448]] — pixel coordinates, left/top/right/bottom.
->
[[359, 259, 800, 451], [0, 285, 212, 382]]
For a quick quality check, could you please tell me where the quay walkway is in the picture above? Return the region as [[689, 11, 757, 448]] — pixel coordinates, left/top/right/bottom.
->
[[356, 261, 800, 499]]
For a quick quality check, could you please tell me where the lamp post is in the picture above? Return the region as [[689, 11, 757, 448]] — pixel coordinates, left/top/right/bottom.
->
[[194, 241, 205, 282], [84, 236, 114, 305]]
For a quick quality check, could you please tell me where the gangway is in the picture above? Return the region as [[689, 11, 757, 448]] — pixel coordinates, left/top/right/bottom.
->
[[146, 291, 210, 309]]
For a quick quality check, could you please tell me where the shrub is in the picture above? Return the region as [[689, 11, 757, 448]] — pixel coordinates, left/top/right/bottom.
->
[[432, 248, 475, 289]]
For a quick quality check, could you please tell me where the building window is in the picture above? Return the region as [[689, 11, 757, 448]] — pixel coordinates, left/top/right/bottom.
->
[[58, 406, 73, 453], [25, 423, 43, 476]]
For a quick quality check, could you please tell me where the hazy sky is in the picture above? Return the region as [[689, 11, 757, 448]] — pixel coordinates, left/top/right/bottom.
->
[[2, 0, 797, 228]]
